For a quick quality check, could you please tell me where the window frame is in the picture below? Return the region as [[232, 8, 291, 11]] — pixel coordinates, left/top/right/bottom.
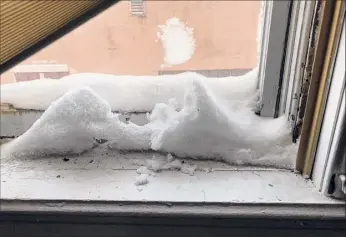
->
[[293, 0, 345, 179], [257, 0, 292, 118], [1, 200, 345, 237], [279, 0, 316, 119], [0, 2, 345, 229], [277, 0, 346, 199], [312, 17, 345, 196]]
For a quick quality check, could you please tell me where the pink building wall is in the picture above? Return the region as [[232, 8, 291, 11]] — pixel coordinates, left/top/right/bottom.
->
[[0, 1, 260, 84]]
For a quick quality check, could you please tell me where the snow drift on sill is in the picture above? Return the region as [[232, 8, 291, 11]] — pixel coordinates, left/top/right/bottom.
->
[[0, 68, 258, 112], [1, 74, 296, 169], [146, 77, 296, 169], [1, 87, 151, 158]]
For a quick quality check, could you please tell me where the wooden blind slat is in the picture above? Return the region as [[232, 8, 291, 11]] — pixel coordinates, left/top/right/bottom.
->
[[0, 0, 104, 65]]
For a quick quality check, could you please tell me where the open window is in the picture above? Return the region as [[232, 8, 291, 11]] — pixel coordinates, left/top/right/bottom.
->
[[0, 1, 345, 234]]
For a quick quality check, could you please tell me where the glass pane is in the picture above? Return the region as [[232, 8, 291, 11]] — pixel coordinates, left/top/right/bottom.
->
[[1, 1, 299, 174], [1, 0, 260, 83]]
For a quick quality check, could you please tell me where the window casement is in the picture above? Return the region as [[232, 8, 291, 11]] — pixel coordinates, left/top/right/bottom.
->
[[0, 2, 345, 233], [261, 0, 345, 195]]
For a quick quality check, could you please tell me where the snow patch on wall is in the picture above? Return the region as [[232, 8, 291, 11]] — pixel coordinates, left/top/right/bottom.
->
[[157, 17, 196, 67]]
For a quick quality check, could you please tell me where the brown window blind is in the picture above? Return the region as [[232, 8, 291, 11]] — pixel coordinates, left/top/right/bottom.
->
[[0, 0, 117, 72]]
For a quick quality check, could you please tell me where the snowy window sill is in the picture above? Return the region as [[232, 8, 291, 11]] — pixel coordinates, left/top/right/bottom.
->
[[1, 149, 343, 215], [0, 73, 343, 218]]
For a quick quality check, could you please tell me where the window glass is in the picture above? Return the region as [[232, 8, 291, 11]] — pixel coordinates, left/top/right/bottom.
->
[[1, 0, 260, 83], [0, 1, 299, 172]]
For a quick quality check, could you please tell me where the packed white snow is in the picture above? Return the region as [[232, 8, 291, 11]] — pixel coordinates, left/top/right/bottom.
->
[[1, 87, 151, 158], [135, 174, 149, 186], [147, 77, 295, 168], [0, 70, 258, 112], [134, 154, 198, 187], [157, 17, 195, 67], [1, 72, 297, 169]]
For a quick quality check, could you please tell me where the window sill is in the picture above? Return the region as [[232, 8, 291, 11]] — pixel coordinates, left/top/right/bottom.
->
[[1, 149, 342, 205], [1, 150, 345, 236]]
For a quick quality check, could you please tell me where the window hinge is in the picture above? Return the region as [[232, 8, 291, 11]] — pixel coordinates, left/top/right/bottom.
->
[[329, 174, 346, 199], [338, 174, 346, 195], [328, 151, 346, 200]]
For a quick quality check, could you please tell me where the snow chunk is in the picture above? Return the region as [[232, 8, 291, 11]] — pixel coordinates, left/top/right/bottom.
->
[[181, 164, 197, 176], [143, 154, 198, 175], [145, 155, 170, 172], [157, 17, 195, 67], [166, 153, 174, 162], [135, 174, 149, 186], [133, 153, 198, 187], [136, 166, 152, 175], [136, 166, 156, 177]]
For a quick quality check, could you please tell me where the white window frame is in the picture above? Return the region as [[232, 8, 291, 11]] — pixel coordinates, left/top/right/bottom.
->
[[257, 0, 292, 118], [279, 0, 316, 119]]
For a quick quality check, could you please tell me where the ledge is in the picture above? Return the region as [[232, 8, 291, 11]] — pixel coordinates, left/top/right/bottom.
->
[[1, 199, 345, 219]]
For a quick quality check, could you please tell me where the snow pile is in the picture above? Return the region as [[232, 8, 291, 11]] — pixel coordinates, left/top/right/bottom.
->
[[157, 17, 195, 67], [0, 70, 258, 112], [147, 77, 295, 168], [1, 87, 151, 158], [0, 2, 296, 172], [2, 73, 296, 169]]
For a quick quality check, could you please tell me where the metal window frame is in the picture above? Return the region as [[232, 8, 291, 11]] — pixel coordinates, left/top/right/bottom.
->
[[257, 0, 292, 118], [279, 0, 316, 120]]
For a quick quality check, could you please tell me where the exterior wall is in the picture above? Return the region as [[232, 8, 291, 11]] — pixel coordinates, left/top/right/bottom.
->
[[0, 1, 260, 84]]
